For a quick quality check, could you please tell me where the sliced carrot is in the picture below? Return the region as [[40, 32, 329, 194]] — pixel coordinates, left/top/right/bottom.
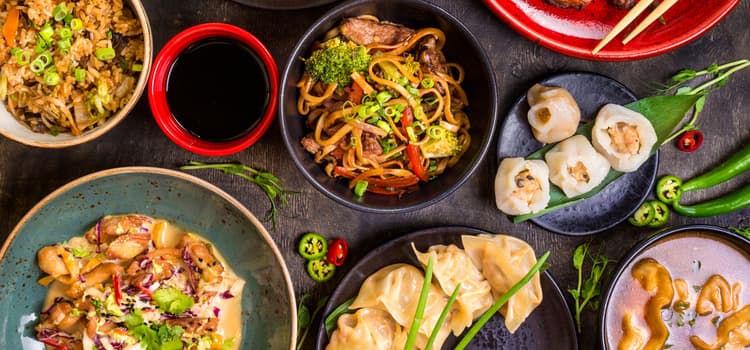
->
[[3, 8, 19, 47]]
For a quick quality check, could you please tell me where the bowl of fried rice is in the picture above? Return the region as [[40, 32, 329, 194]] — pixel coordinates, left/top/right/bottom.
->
[[0, 0, 152, 148]]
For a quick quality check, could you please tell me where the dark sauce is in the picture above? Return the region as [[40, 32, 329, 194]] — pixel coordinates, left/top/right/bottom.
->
[[166, 37, 269, 142]]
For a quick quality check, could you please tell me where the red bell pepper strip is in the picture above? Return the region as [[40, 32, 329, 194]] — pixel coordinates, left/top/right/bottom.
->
[[406, 145, 429, 182], [113, 273, 122, 306], [400, 106, 414, 136]]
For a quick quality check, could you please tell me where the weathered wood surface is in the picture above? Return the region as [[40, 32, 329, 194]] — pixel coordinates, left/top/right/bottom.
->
[[0, 0, 748, 349]]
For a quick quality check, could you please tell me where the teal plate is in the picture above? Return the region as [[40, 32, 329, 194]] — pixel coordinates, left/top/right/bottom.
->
[[0, 167, 296, 349]]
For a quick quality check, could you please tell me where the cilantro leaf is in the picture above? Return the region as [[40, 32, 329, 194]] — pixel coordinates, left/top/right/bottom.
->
[[152, 288, 194, 315], [124, 309, 145, 329]]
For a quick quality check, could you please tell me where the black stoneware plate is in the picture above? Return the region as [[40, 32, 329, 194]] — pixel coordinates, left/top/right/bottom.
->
[[230, 0, 337, 10], [496, 72, 658, 236], [314, 226, 578, 350]]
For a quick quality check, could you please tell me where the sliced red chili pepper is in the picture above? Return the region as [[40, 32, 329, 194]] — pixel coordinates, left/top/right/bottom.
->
[[40, 337, 70, 350], [113, 273, 122, 306], [677, 130, 703, 152], [326, 238, 348, 266], [406, 145, 429, 182]]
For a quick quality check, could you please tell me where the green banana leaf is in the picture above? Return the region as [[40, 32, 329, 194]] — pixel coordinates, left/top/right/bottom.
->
[[512, 94, 702, 223]]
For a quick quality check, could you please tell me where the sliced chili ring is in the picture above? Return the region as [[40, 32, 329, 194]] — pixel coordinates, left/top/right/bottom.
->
[[647, 200, 670, 227], [298, 232, 327, 260], [307, 258, 336, 282], [326, 238, 348, 267], [629, 201, 656, 227], [677, 130, 703, 152], [655, 175, 683, 205]]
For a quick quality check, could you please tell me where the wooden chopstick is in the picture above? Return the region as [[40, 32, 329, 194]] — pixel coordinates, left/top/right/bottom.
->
[[622, 0, 679, 44], [592, 0, 654, 54]]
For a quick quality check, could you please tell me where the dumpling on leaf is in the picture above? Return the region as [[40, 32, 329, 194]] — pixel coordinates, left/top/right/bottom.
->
[[526, 84, 581, 144], [494, 158, 551, 216], [412, 243, 494, 336], [545, 135, 611, 198], [461, 234, 543, 334], [591, 104, 657, 173]]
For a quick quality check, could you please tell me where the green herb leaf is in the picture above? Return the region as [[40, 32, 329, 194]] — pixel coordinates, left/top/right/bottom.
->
[[180, 161, 296, 230], [568, 241, 612, 333], [324, 297, 355, 336], [152, 288, 194, 315], [69, 247, 90, 258], [296, 294, 329, 350], [124, 309, 144, 329], [729, 226, 750, 240]]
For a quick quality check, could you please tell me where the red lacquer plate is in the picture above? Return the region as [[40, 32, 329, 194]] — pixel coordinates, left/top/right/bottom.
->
[[484, 0, 740, 61]]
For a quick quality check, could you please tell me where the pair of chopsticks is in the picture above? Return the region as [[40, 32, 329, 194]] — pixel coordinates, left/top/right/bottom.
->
[[592, 0, 678, 54]]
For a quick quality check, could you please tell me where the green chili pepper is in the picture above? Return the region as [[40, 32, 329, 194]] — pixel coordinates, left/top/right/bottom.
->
[[682, 143, 750, 192], [647, 201, 670, 227], [655, 176, 682, 204], [298, 232, 327, 260], [629, 201, 655, 227], [673, 184, 750, 217], [307, 258, 335, 282]]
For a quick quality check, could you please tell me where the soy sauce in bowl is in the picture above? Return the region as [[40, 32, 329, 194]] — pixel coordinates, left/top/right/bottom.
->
[[166, 37, 269, 142]]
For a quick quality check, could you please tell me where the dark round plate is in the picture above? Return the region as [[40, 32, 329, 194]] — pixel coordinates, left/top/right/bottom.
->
[[230, 0, 337, 10], [496, 72, 658, 236], [314, 226, 578, 350]]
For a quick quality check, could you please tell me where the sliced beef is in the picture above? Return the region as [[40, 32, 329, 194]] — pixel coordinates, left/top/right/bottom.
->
[[340, 18, 415, 46], [419, 37, 447, 74], [544, 0, 592, 9], [301, 136, 321, 154], [362, 133, 383, 158]]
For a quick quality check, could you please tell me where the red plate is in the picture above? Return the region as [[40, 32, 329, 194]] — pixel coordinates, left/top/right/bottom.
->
[[484, 0, 740, 61]]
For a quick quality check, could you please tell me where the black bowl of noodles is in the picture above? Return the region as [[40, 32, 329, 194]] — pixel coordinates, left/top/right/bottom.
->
[[279, 0, 498, 213]]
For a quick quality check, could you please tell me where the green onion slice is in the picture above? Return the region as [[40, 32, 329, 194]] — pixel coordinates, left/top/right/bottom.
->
[[59, 27, 72, 40], [16, 51, 30, 66], [376, 91, 392, 104], [94, 47, 116, 61], [10, 48, 22, 56], [30, 60, 45, 74], [426, 125, 446, 140], [353, 181, 368, 197], [70, 18, 83, 31], [131, 63, 143, 72], [38, 53, 53, 67], [421, 77, 435, 89], [75, 68, 86, 82], [376, 120, 391, 133], [53, 4, 69, 22], [406, 126, 417, 143], [40, 23, 54, 41], [44, 71, 61, 86]]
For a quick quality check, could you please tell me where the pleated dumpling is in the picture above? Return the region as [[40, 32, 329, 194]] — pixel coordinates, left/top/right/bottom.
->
[[526, 84, 581, 144], [412, 244, 494, 335], [545, 135, 611, 197], [494, 158, 551, 215], [326, 308, 404, 350], [461, 234, 543, 334], [349, 264, 453, 350], [591, 104, 657, 172]]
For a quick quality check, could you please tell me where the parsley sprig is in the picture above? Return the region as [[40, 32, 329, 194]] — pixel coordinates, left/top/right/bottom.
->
[[568, 241, 613, 333], [180, 161, 296, 229]]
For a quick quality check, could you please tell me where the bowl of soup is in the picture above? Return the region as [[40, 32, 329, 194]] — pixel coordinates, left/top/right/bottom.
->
[[599, 225, 750, 349], [148, 23, 278, 156], [0, 167, 296, 349]]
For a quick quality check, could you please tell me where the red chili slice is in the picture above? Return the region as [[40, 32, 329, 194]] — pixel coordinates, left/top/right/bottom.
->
[[677, 130, 703, 152], [113, 273, 122, 306], [326, 238, 348, 267]]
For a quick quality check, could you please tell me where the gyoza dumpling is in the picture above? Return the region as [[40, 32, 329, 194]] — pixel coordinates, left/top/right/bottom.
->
[[494, 158, 551, 215], [461, 234, 543, 334], [545, 135, 611, 197], [349, 264, 453, 350], [326, 308, 404, 350], [412, 244, 494, 335], [527, 84, 581, 144], [591, 104, 657, 172]]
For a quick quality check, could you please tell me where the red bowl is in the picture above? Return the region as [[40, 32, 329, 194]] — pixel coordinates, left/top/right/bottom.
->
[[484, 0, 740, 61], [148, 23, 278, 156]]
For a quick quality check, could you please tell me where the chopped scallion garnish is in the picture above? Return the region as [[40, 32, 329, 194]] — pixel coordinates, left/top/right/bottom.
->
[[44, 71, 60, 86], [131, 63, 143, 72], [94, 47, 116, 61], [420, 77, 435, 89], [39, 23, 54, 41], [53, 3, 69, 22], [375, 90, 392, 104], [59, 27, 72, 40], [70, 18, 83, 31], [353, 181, 368, 197], [426, 125, 446, 140], [16, 51, 30, 66], [75, 68, 86, 82], [376, 120, 391, 134]]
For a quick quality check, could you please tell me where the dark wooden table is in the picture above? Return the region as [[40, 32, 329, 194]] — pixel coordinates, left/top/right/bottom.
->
[[2, 0, 749, 349]]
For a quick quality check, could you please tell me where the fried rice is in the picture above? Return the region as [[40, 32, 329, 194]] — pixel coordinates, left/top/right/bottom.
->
[[0, 0, 144, 136]]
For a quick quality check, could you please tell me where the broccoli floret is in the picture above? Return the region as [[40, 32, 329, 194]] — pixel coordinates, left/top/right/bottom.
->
[[420, 131, 462, 158], [304, 38, 371, 86]]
